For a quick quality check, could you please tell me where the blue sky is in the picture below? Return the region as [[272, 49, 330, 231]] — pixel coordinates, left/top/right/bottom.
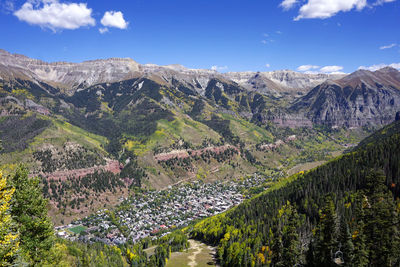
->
[[0, 0, 399, 73]]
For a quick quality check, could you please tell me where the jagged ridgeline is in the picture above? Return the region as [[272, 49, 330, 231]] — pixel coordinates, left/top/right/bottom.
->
[[190, 119, 400, 266]]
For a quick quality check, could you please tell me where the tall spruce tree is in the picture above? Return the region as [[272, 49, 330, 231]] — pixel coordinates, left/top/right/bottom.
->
[[351, 194, 369, 267], [338, 216, 354, 266], [279, 202, 301, 267], [309, 195, 337, 267], [9, 166, 54, 264], [363, 169, 399, 266]]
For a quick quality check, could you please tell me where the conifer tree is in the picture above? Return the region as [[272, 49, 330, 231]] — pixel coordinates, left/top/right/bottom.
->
[[310, 195, 337, 267], [338, 216, 354, 266], [9, 166, 54, 264], [351, 194, 368, 267], [279, 202, 301, 267], [363, 169, 399, 266]]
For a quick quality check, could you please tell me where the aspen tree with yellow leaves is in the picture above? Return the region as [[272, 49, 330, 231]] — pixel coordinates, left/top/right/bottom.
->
[[0, 170, 19, 265]]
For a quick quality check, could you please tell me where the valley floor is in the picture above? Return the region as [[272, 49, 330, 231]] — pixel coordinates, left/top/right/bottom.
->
[[55, 176, 268, 245]]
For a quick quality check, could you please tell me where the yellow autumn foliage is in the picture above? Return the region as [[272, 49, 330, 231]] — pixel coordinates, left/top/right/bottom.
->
[[0, 170, 19, 264]]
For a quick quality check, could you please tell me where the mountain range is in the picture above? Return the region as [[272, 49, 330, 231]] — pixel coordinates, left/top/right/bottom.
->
[[1, 48, 400, 223], [0, 49, 343, 94]]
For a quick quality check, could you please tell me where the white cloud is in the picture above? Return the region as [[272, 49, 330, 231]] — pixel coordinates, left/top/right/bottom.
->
[[13, 0, 95, 31], [101, 11, 128, 29], [297, 65, 320, 71], [261, 40, 267, 44], [374, 0, 396, 5], [99, 27, 109, 34], [379, 43, 397, 50], [280, 0, 298, 10], [294, 0, 367, 20], [320, 65, 344, 73], [263, 33, 269, 37], [297, 64, 345, 74], [265, 63, 271, 68], [211, 65, 228, 72], [359, 63, 400, 71]]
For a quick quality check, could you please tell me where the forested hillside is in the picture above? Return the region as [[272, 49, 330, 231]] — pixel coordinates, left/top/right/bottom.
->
[[190, 119, 400, 266]]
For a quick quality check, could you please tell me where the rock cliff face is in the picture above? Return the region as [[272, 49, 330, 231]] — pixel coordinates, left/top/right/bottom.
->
[[0, 49, 341, 97], [290, 68, 400, 127], [0, 49, 141, 93], [226, 70, 344, 97]]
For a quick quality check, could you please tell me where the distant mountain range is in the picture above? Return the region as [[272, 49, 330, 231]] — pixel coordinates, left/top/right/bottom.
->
[[0, 49, 342, 96], [1, 49, 399, 128], [1, 48, 400, 223]]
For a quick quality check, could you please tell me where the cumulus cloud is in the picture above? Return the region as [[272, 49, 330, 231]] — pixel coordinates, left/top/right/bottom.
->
[[379, 43, 397, 50], [13, 0, 95, 31], [294, 0, 367, 20], [101, 11, 128, 29], [374, 0, 396, 5], [359, 63, 400, 71], [297, 64, 345, 74], [297, 65, 320, 71], [211, 65, 228, 72], [265, 63, 271, 68], [320, 65, 344, 73], [280, 0, 298, 10]]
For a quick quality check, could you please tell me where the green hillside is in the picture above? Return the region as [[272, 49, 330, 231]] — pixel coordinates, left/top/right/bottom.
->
[[190, 119, 400, 266]]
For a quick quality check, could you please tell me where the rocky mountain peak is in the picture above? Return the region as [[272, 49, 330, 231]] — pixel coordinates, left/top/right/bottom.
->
[[337, 67, 400, 89], [291, 67, 400, 127]]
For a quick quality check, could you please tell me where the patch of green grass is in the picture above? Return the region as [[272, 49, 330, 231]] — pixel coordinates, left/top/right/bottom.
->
[[52, 120, 108, 150], [125, 116, 222, 156], [69, 226, 87, 234], [219, 113, 274, 144], [146, 167, 158, 175]]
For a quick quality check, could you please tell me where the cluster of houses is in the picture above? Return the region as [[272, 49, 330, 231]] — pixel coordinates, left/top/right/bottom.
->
[[56, 175, 268, 245]]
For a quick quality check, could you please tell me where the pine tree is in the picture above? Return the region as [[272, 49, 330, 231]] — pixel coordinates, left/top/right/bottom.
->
[[311, 195, 337, 267], [351, 194, 368, 267], [338, 216, 354, 266], [9, 166, 54, 264], [363, 169, 399, 266], [0, 170, 19, 265], [280, 202, 301, 267]]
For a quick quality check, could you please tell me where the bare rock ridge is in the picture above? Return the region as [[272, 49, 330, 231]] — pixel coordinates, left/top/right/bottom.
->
[[290, 68, 400, 127], [0, 49, 342, 96], [225, 70, 345, 97]]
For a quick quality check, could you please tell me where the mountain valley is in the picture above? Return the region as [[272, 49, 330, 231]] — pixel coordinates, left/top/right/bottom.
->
[[1, 49, 400, 225]]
